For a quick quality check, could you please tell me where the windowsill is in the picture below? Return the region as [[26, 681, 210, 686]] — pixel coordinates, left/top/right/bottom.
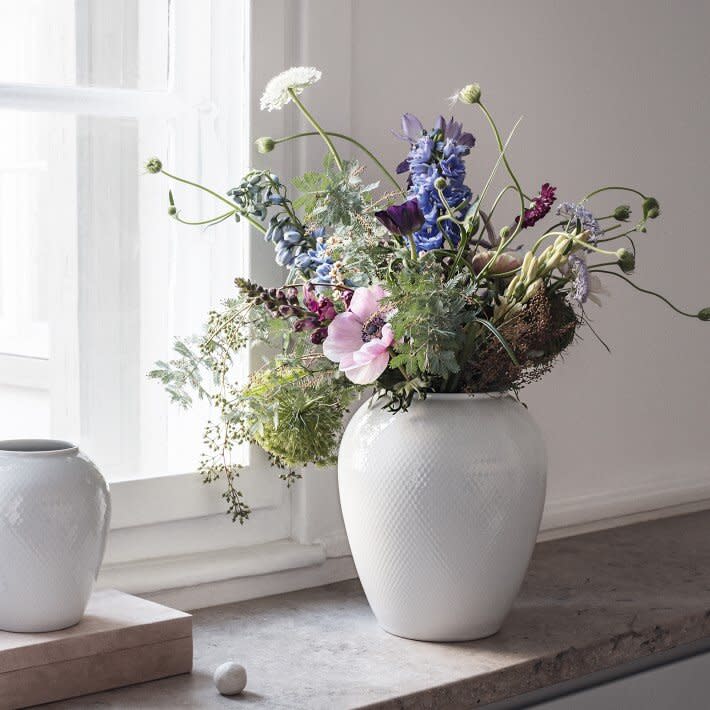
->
[[76, 510, 710, 708]]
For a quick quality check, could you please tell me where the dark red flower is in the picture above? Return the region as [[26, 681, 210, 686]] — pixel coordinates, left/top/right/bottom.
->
[[517, 183, 557, 229]]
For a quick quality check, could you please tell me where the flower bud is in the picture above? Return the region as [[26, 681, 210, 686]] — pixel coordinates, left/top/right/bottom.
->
[[616, 248, 636, 273], [255, 136, 276, 154], [642, 197, 660, 220], [433, 176, 447, 190], [458, 83, 482, 105], [311, 327, 328, 345], [613, 205, 631, 221], [145, 157, 162, 174], [499, 225, 511, 240], [698, 307, 710, 321], [168, 205, 177, 216]]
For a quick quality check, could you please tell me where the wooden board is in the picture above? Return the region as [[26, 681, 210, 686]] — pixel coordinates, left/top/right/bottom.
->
[[0, 589, 192, 709]]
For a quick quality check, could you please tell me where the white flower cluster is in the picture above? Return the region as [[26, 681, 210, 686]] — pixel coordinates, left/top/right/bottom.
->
[[260, 66, 322, 112]]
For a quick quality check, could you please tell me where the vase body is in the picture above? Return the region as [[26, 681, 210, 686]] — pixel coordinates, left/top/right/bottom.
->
[[338, 393, 546, 642], [0, 439, 111, 632]]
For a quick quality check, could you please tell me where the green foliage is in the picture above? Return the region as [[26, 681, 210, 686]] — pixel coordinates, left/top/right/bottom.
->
[[148, 337, 214, 408], [242, 365, 356, 469], [385, 260, 480, 389], [292, 158, 378, 226], [325, 215, 396, 287], [148, 278, 359, 523]]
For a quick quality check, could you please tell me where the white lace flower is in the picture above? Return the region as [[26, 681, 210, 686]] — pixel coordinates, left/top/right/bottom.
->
[[260, 67, 322, 112]]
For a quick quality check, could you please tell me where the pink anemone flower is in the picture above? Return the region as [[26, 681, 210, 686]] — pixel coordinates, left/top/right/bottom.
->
[[322, 284, 394, 385]]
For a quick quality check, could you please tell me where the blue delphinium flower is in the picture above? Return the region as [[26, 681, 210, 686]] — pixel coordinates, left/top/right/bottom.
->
[[293, 228, 334, 284], [396, 114, 475, 252], [557, 201, 602, 242], [264, 215, 308, 267]]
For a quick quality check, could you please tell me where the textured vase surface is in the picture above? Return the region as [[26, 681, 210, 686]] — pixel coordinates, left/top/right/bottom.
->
[[0, 439, 111, 632], [338, 393, 547, 642]]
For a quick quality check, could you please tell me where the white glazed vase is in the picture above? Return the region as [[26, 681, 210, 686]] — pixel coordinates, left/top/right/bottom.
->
[[338, 393, 546, 642], [0, 439, 111, 632]]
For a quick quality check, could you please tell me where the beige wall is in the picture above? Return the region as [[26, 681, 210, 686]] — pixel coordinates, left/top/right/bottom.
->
[[343, 0, 710, 512]]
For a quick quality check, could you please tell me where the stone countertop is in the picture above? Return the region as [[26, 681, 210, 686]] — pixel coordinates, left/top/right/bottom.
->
[[45, 511, 710, 709]]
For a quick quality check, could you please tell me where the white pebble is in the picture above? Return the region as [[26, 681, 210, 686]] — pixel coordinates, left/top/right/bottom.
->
[[214, 661, 247, 695]]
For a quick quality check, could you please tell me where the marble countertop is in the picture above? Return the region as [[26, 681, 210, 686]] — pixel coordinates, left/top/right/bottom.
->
[[46, 511, 710, 709]]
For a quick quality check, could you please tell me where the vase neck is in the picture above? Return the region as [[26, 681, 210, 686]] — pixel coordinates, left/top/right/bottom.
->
[[0, 439, 79, 456]]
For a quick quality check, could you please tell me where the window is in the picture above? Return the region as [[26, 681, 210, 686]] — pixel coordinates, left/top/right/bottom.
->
[[0, 1, 286, 504], [0, 1, 353, 600]]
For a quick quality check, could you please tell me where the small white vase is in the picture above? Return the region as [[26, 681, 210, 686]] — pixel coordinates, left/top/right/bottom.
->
[[338, 393, 546, 642], [0, 439, 111, 632]]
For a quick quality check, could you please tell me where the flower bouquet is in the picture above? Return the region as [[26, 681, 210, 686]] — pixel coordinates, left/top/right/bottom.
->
[[147, 67, 707, 639]]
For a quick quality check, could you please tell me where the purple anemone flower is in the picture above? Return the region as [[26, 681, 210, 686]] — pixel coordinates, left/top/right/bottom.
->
[[375, 199, 425, 236]]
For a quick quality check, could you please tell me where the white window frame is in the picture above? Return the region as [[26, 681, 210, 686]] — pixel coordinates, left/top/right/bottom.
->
[[0, 0, 357, 606]]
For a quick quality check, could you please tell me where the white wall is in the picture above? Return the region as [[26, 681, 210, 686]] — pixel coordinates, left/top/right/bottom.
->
[[298, 0, 710, 526]]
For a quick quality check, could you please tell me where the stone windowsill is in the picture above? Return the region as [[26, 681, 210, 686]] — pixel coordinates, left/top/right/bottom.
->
[[45, 511, 710, 709]]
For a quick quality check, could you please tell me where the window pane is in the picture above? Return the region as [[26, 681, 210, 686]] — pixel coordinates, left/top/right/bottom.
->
[[0, 0, 170, 90], [0, 110, 67, 359], [0, 108, 247, 481]]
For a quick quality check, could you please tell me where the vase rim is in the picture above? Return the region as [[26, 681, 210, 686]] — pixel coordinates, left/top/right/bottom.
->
[[0, 439, 79, 456]]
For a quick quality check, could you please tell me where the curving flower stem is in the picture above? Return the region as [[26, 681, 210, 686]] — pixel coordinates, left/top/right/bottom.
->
[[597, 227, 637, 243], [590, 269, 701, 318], [159, 168, 266, 234], [274, 131, 404, 195], [485, 184, 517, 223], [478, 103, 525, 238], [584, 186, 647, 201], [472, 106, 526, 282], [174, 210, 235, 227], [452, 115, 523, 277], [287, 90, 344, 172], [570, 239, 621, 259]]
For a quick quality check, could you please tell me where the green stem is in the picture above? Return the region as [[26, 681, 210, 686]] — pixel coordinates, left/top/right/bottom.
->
[[598, 225, 622, 237], [597, 227, 637, 243], [588, 260, 618, 269], [478, 102, 526, 239], [287, 90, 344, 172], [571, 239, 620, 258], [435, 185, 466, 225], [584, 186, 647, 201], [262, 172, 300, 226], [173, 209, 235, 226], [478, 210, 497, 247], [473, 105, 526, 281], [160, 169, 266, 234], [274, 131, 404, 195], [406, 234, 417, 260], [591, 269, 700, 318], [486, 184, 516, 224], [452, 115, 524, 277]]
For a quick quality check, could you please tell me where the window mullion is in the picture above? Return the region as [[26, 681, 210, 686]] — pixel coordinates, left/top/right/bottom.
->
[[0, 83, 188, 118]]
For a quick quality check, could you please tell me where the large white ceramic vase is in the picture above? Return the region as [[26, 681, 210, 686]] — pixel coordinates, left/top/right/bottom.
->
[[0, 439, 111, 632], [338, 393, 546, 642]]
